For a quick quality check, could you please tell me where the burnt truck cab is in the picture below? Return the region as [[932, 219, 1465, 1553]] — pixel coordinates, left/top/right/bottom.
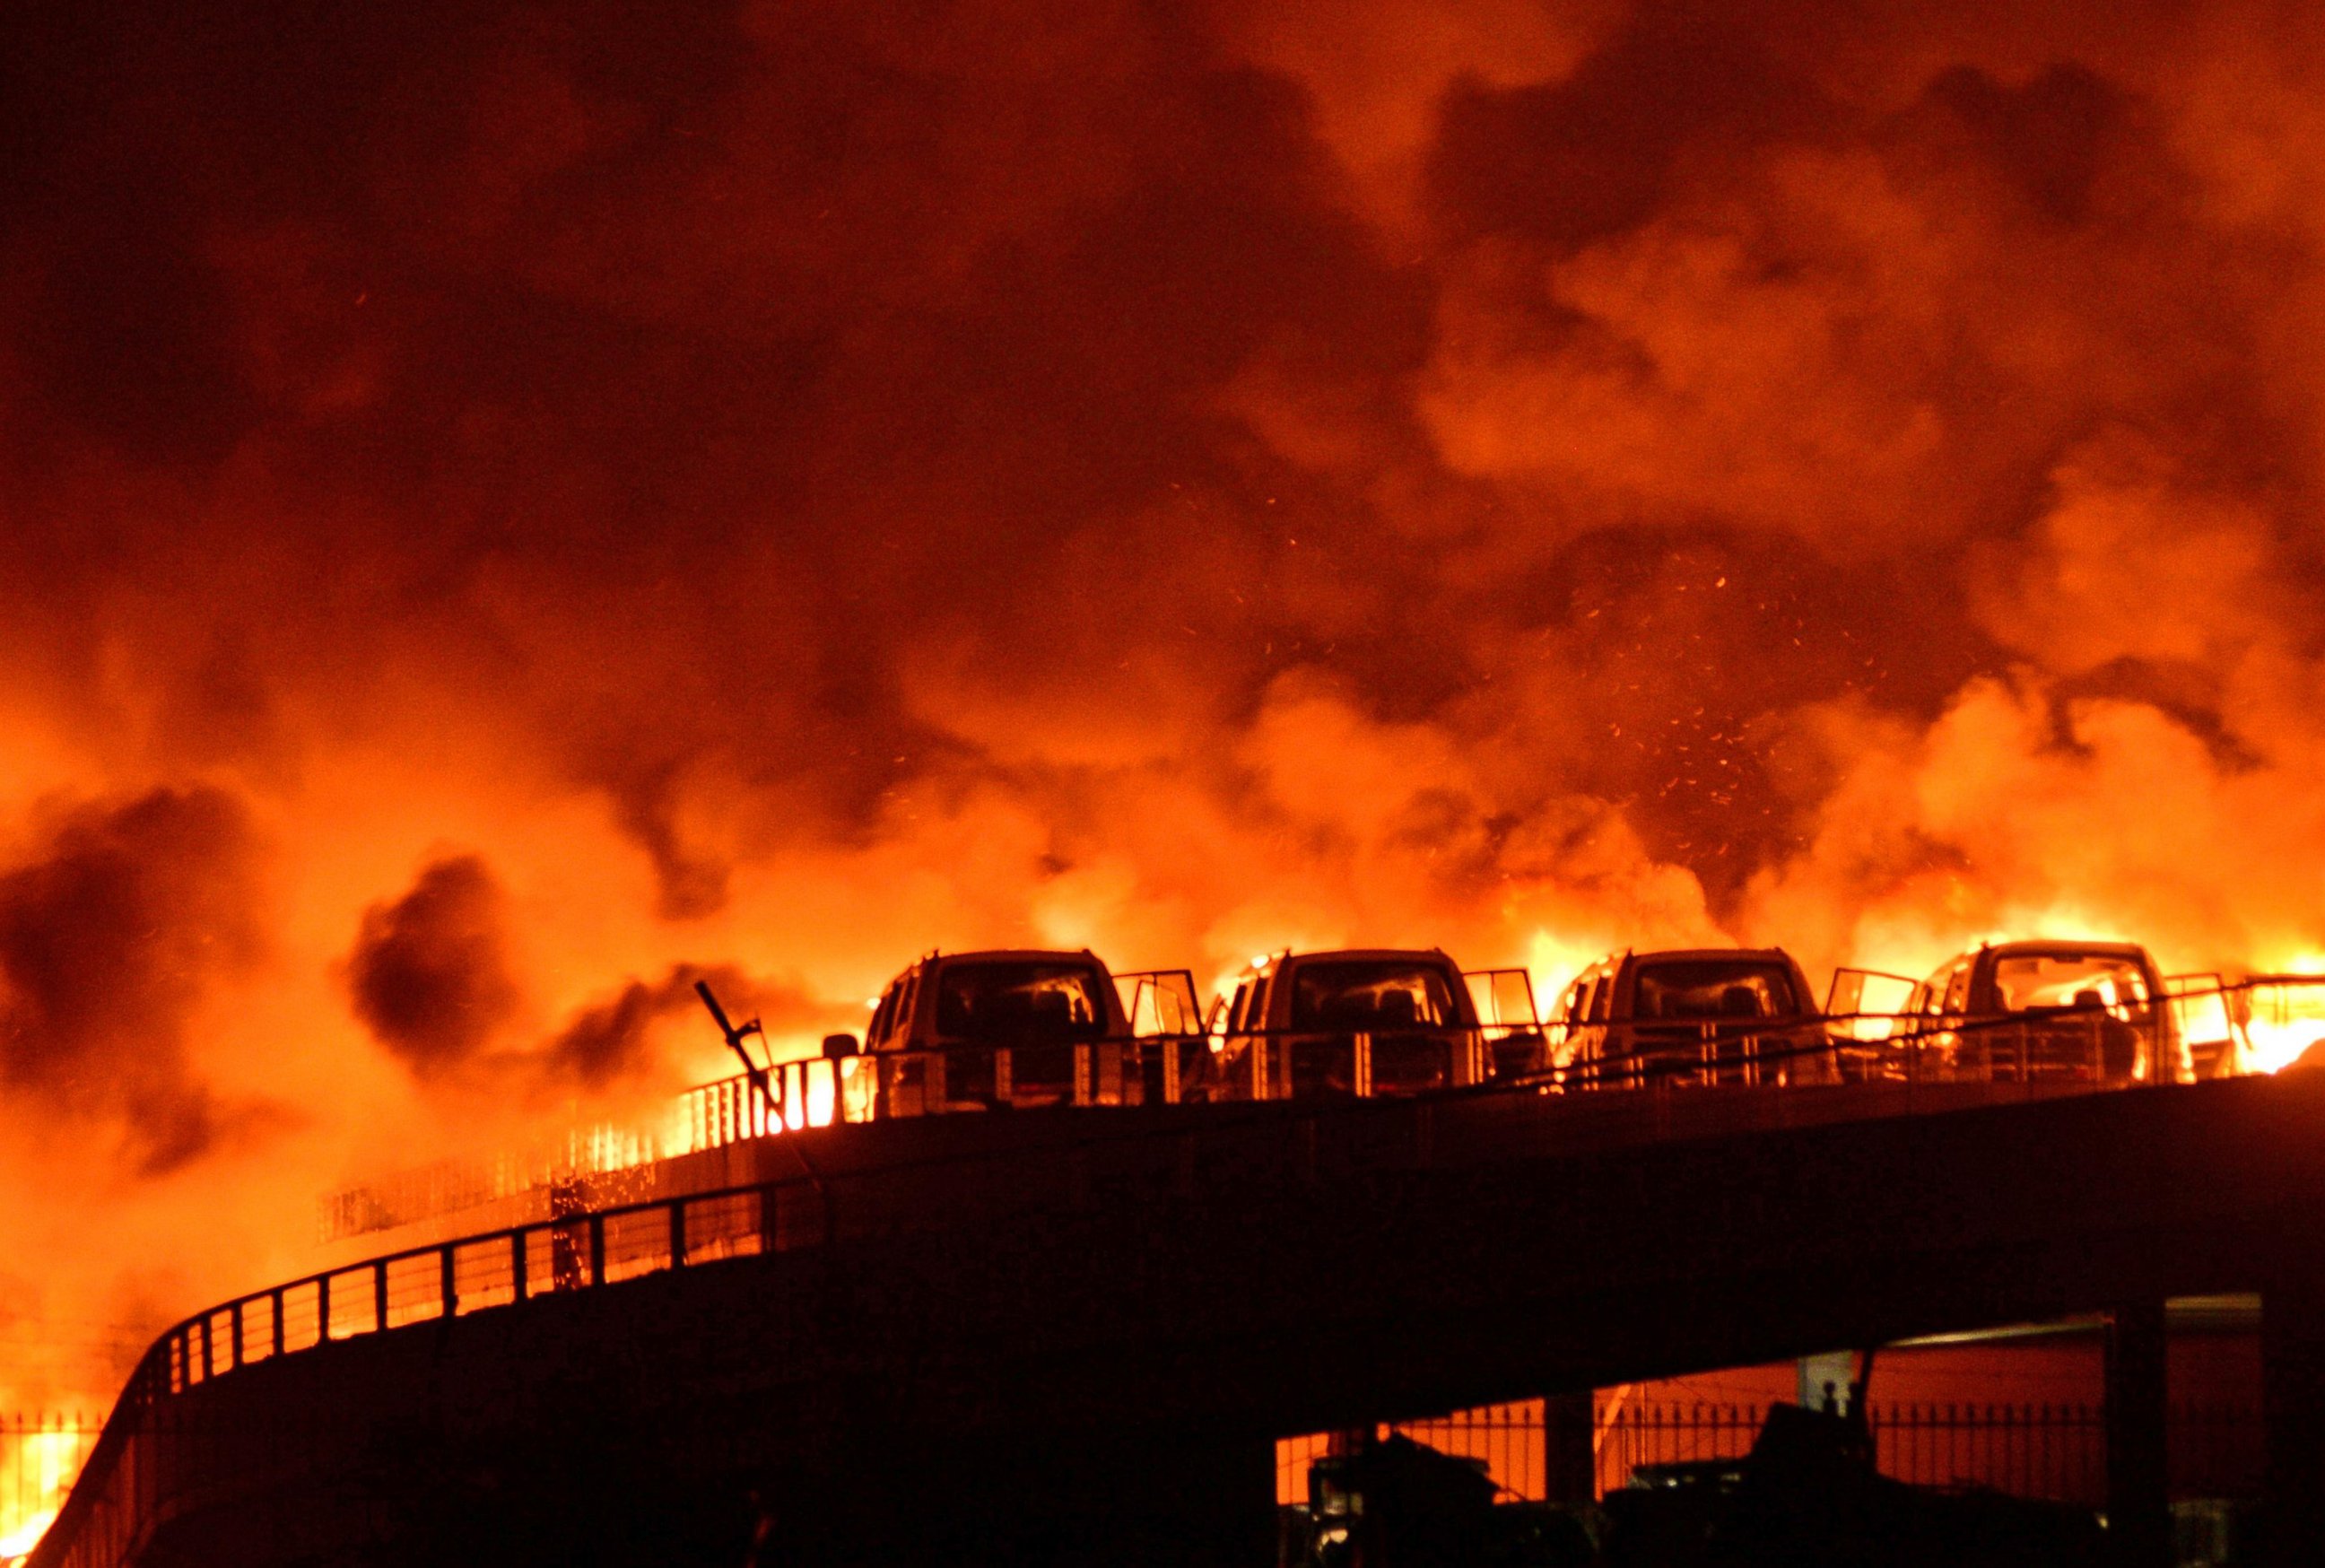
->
[[863, 948, 1120, 1113], [1209, 949, 1492, 1102], [1554, 947, 1831, 1087], [1892, 939, 2194, 1085], [851, 948, 1198, 1116]]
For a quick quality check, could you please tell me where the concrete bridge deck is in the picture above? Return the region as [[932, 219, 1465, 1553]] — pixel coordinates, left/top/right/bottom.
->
[[32, 1071, 2325, 1566]]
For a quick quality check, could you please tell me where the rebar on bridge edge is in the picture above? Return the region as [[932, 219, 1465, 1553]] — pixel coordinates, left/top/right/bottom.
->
[[695, 979, 832, 1237]]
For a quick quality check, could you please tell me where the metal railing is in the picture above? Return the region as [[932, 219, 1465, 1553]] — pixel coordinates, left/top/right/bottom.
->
[[671, 990, 2244, 1152], [1278, 1398, 2260, 1508], [30, 976, 2296, 1568]]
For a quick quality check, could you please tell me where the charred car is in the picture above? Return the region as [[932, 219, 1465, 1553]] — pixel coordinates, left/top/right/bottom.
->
[[1209, 949, 1504, 1102], [849, 948, 1200, 1115], [1884, 939, 2194, 1085], [1554, 948, 1834, 1088]]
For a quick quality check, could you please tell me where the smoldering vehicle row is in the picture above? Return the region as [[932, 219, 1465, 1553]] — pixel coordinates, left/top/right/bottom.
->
[[712, 932, 2276, 1127]]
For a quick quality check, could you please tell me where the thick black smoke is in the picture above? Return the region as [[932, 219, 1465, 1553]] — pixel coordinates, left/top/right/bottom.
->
[[547, 963, 841, 1091], [0, 788, 262, 1174], [0, 0, 2322, 1134], [346, 856, 520, 1079], [11, 0, 2325, 1429]]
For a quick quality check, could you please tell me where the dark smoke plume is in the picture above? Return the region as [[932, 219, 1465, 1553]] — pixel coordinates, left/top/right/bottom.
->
[[346, 855, 521, 1080], [546, 963, 840, 1091], [0, 788, 262, 1174]]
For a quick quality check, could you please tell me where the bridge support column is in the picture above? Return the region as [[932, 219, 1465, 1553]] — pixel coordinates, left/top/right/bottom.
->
[[1544, 1392, 1595, 1503], [2266, 1263, 2325, 1568], [2104, 1298, 2171, 1568]]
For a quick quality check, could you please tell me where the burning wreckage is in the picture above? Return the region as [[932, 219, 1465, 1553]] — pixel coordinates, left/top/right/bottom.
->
[[316, 928, 2307, 1253], [682, 932, 2277, 1137]]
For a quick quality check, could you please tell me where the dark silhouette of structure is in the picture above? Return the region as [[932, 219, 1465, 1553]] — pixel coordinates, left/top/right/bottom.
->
[[30, 1070, 2325, 1567]]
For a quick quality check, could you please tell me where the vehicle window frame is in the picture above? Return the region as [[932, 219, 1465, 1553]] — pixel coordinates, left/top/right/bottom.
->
[[932, 959, 1110, 1043], [1990, 952, 2157, 1019], [1284, 960, 1462, 1032], [1627, 958, 1803, 1022]]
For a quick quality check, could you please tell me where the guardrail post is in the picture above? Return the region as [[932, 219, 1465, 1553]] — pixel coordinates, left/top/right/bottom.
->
[[670, 1200, 687, 1267], [374, 1260, 388, 1332], [441, 1246, 457, 1317], [2108, 1300, 2171, 1568], [319, 1274, 331, 1340], [511, 1231, 527, 1300], [588, 1214, 606, 1284], [229, 1301, 242, 1370], [271, 1288, 284, 1356], [2264, 1259, 2325, 1567], [199, 1318, 213, 1381]]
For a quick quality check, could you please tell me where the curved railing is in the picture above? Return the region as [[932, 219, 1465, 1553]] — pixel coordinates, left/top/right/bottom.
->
[[31, 977, 2306, 1568]]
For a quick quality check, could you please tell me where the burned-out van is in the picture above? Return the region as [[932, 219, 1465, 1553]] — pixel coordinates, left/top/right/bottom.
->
[[1885, 940, 2196, 1085], [1208, 949, 1508, 1102], [1554, 948, 1833, 1087], [849, 948, 1200, 1115]]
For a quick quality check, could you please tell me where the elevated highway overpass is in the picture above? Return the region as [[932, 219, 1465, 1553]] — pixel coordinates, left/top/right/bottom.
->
[[31, 1069, 2325, 1567]]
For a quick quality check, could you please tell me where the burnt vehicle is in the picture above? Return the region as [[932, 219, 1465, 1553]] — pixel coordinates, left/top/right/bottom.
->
[[847, 948, 1201, 1116], [1208, 949, 1515, 1102], [1554, 948, 1833, 1088], [1876, 940, 2196, 1085]]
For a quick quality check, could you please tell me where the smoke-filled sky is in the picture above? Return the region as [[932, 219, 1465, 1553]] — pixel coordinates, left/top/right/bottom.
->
[[6, 0, 2325, 1407]]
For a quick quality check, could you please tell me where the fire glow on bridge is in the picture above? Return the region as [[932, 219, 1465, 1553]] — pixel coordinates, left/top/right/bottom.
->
[[10, 0, 2325, 1557]]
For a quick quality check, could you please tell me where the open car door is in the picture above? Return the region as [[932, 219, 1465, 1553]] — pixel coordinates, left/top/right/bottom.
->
[[1464, 967, 1545, 1078], [1824, 968, 1917, 1041], [1463, 968, 1539, 1028], [2164, 972, 2240, 1079], [2230, 974, 2325, 1075], [1114, 969, 1200, 1036]]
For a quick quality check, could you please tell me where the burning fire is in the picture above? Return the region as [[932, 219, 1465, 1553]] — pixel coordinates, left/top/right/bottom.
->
[[0, 1428, 91, 1563], [2236, 955, 2325, 1075], [8, 0, 2325, 1475]]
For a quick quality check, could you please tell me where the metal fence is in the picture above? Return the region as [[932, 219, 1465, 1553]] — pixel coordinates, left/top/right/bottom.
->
[[34, 984, 2285, 1568], [1, 1416, 99, 1564], [1277, 1398, 2260, 1509], [1597, 1399, 2114, 1503], [335, 974, 2319, 1243], [673, 1002, 2189, 1154]]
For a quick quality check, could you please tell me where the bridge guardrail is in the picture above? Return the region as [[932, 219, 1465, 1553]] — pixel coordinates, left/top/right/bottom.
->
[[677, 972, 2295, 1146], [30, 975, 2313, 1568]]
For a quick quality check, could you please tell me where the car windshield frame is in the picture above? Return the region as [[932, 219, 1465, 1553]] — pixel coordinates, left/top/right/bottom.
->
[[1287, 961, 1463, 1032], [1990, 952, 2155, 1019], [1629, 960, 1802, 1022], [932, 960, 1111, 1044]]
